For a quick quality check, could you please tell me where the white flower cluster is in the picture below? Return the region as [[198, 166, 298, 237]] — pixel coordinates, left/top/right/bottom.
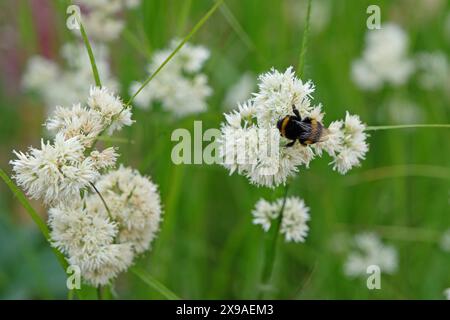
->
[[74, 0, 140, 42], [219, 67, 369, 188], [22, 43, 118, 114], [49, 166, 162, 286], [10, 87, 161, 286], [352, 23, 414, 91], [130, 39, 212, 117], [415, 51, 450, 92], [344, 233, 398, 278], [330, 112, 369, 175], [11, 87, 131, 204], [252, 196, 310, 243]]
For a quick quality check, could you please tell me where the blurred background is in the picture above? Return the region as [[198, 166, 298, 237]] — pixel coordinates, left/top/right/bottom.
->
[[0, 0, 449, 299]]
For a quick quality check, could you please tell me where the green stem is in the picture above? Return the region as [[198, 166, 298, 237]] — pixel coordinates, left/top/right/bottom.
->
[[345, 165, 450, 186], [258, 184, 289, 299], [97, 286, 103, 300], [89, 182, 113, 222], [78, 18, 102, 87], [131, 266, 181, 300], [127, 0, 225, 105], [297, 0, 312, 74], [365, 124, 450, 131], [96, 135, 135, 145]]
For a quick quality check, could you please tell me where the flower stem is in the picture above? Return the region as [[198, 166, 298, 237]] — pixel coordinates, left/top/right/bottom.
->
[[258, 184, 289, 299], [297, 0, 312, 74], [89, 182, 113, 221], [127, 0, 224, 105], [365, 124, 450, 131], [97, 286, 103, 300], [78, 18, 102, 88]]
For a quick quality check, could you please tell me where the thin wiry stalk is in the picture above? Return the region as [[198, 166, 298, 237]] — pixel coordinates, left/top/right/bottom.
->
[[297, 0, 312, 75], [78, 18, 102, 87], [257, 0, 313, 299], [97, 286, 103, 300], [127, 0, 225, 105], [96, 136, 135, 145], [365, 124, 450, 131], [258, 184, 289, 299], [345, 165, 450, 185], [89, 182, 114, 222]]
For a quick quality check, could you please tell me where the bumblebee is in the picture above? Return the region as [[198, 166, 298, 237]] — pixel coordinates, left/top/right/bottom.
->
[[277, 105, 326, 147]]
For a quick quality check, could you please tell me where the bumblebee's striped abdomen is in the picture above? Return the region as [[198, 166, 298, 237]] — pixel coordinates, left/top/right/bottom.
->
[[307, 119, 323, 143]]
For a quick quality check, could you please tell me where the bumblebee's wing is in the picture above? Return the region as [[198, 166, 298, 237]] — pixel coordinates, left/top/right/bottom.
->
[[297, 121, 312, 140]]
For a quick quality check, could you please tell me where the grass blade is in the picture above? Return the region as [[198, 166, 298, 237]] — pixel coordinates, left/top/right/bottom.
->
[[128, 0, 225, 105], [219, 2, 255, 50], [297, 0, 312, 75], [365, 124, 450, 131], [78, 18, 102, 87], [258, 184, 289, 299], [131, 266, 181, 300]]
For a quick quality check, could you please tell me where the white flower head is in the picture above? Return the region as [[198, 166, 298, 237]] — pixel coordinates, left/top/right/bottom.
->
[[47, 164, 161, 286], [89, 147, 118, 170], [344, 232, 398, 278], [70, 243, 134, 287], [10, 133, 98, 204], [331, 112, 369, 174], [252, 198, 279, 231], [253, 67, 315, 127], [74, 0, 140, 42], [219, 67, 320, 188], [46, 103, 104, 147], [49, 199, 134, 286], [415, 51, 450, 92], [48, 199, 116, 255], [352, 23, 414, 91], [129, 40, 212, 117], [87, 86, 133, 134], [91, 166, 163, 253], [22, 56, 59, 93], [22, 42, 119, 115], [252, 196, 310, 243], [219, 67, 366, 187]]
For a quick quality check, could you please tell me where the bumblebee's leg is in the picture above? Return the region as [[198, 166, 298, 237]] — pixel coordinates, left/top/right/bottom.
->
[[292, 104, 301, 120], [285, 140, 296, 148]]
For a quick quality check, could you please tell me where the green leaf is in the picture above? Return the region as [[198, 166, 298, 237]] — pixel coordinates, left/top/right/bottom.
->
[[131, 266, 181, 300], [78, 19, 102, 87]]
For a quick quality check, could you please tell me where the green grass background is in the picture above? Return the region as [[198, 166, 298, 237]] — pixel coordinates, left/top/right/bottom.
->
[[0, 0, 448, 299]]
